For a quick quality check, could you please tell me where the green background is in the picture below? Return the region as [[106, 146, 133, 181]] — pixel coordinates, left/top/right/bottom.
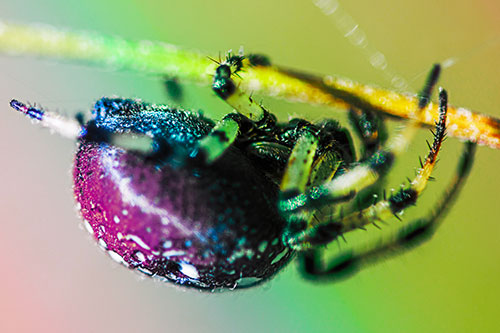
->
[[0, 1, 499, 332]]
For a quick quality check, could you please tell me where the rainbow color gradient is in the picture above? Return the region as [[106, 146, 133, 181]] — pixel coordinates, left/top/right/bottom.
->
[[0, 1, 499, 332]]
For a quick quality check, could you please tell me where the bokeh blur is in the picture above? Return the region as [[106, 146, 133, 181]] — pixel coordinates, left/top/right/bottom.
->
[[0, 1, 499, 332]]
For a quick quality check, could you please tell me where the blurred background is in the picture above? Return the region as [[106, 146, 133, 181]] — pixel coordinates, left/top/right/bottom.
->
[[0, 1, 499, 332]]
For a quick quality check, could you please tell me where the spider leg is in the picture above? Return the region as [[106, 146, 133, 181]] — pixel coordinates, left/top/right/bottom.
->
[[212, 59, 267, 122], [193, 55, 278, 163], [304, 114, 385, 212], [348, 107, 387, 158], [194, 114, 240, 162], [278, 130, 324, 238], [9, 99, 155, 154], [164, 77, 183, 103], [280, 130, 319, 194], [298, 140, 476, 280], [346, 107, 388, 211], [280, 64, 441, 214], [280, 119, 359, 237], [10, 99, 82, 139], [285, 88, 449, 249], [279, 126, 357, 245]]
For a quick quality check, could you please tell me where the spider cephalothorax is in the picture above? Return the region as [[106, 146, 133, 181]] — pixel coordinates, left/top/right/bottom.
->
[[10, 54, 476, 290]]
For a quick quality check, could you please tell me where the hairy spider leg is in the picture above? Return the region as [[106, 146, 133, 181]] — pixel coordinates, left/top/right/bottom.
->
[[195, 114, 240, 162], [279, 128, 352, 243], [212, 59, 267, 122], [342, 107, 390, 216], [217, 64, 437, 245], [207, 55, 369, 204], [195, 55, 277, 163], [347, 106, 389, 207], [287, 89, 449, 249], [305, 110, 384, 190], [348, 107, 388, 157], [280, 131, 319, 194], [328, 66, 438, 212], [205, 58, 444, 249], [279, 113, 384, 238], [279, 64, 441, 214], [10, 99, 83, 139], [299, 140, 476, 279], [9, 99, 155, 153], [278, 88, 394, 244]]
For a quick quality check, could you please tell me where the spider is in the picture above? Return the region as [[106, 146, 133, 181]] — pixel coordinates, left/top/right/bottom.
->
[[9, 52, 477, 291]]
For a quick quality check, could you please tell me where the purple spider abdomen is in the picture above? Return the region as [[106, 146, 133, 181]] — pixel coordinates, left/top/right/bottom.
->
[[73, 98, 292, 290]]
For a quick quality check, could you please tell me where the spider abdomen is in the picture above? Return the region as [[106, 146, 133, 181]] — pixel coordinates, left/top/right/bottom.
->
[[73, 137, 292, 290]]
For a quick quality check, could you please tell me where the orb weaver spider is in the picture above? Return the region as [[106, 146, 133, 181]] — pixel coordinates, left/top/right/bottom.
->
[[10, 44, 477, 290]]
